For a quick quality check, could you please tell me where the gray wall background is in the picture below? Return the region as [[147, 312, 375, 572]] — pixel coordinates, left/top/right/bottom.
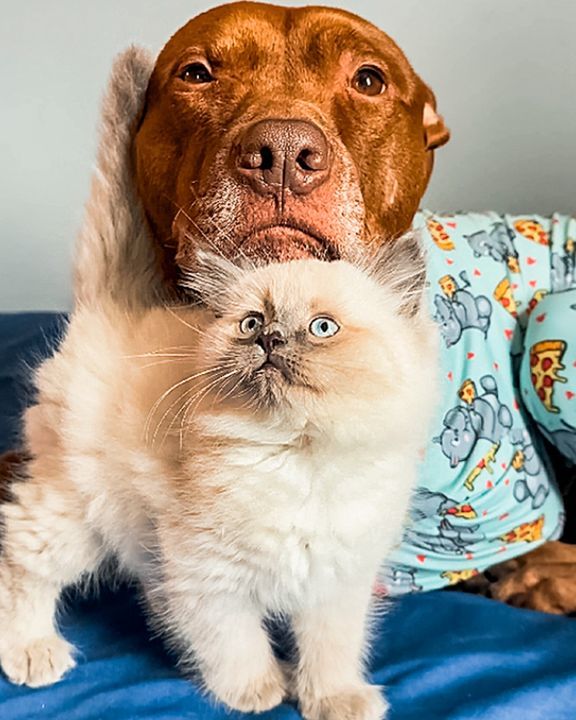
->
[[1, 0, 575, 311]]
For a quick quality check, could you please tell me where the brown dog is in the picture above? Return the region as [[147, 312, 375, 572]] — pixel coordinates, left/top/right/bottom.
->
[[460, 540, 576, 615], [133, 1, 449, 284]]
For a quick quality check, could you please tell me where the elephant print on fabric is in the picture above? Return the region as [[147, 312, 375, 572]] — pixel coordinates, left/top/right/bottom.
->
[[384, 211, 571, 594], [434, 375, 512, 469], [551, 236, 575, 292], [510, 436, 549, 510], [403, 488, 485, 557], [466, 223, 520, 273], [379, 565, 423, 596], [433, 271, 492, 347]]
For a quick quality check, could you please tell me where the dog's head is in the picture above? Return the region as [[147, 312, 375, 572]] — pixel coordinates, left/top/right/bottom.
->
[[133, 1, 449, 279]]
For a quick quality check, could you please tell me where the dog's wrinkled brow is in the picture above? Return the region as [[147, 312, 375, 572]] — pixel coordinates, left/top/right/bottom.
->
[[198, 16, 286, 64]]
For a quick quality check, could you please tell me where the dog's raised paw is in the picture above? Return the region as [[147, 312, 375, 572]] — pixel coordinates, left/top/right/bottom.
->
[[301, 684, 389, 720], [1, 635, 76, 688]]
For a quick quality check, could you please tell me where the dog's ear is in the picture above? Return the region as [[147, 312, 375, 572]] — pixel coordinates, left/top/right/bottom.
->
[[179, 250, 244, 313], [368, 232, 428, 317], [422, 84, 450, 151]]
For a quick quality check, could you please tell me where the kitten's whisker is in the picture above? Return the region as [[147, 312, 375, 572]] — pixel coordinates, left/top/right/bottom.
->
[[139, 357, 197, 370], [152, 368, 236, 448], [144, 387, 204, 445], [163, 306, 212, 338], [182, 370, 238, 412], [138, 345, 221, 368], [127, 352, 194, 359], [177, 370, 239, 440], [211, 372, 245, 407], [126, 352, 197, 369], [178, 268, 253, 310], [144, 364, 235, 443], [124, 345, 197, 359], [153, 384, 204, 448]]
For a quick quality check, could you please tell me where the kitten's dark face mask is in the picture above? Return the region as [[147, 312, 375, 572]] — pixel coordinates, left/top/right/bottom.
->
[[224, 310, 341, 407]]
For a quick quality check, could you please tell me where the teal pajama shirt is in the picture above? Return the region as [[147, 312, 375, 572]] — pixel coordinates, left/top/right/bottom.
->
[[382, 211, 576, 594]]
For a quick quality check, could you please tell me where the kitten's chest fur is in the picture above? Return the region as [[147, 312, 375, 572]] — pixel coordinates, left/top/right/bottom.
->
[[180, 420, 410, 611]]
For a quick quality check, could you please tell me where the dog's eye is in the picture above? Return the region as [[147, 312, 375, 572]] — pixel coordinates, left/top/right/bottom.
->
[[179, 62, 214, 84], [309, 316, 340, 338], [352, 66, 386, 96], [240, 313, 264, 335]]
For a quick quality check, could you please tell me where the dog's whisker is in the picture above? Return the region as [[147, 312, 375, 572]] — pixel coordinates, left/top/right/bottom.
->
[[175, 195, 256, 271]]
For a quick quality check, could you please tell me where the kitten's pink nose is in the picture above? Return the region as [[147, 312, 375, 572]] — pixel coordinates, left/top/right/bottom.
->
[[256, 331, 286, 355]]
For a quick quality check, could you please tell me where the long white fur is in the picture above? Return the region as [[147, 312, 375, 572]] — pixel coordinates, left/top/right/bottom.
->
[[0, 47, 439, 720]]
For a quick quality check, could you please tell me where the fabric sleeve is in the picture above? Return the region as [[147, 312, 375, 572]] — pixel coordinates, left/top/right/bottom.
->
[[520, 287, 576, 462]]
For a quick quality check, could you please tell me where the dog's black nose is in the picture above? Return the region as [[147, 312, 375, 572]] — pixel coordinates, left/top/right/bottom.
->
[[235, 119, 331, 197], [255, 330, 286, 355]]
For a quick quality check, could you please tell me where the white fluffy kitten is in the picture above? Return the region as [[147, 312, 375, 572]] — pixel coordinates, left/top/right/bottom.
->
[[0, 243, 436, 720]]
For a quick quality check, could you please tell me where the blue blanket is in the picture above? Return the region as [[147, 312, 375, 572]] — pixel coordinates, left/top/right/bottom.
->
[[1, 313, 575, 720]]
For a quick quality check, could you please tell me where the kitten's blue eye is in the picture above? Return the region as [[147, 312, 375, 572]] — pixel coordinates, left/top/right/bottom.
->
[[240, 313, 264, 335], [309, 316, 340, 338]]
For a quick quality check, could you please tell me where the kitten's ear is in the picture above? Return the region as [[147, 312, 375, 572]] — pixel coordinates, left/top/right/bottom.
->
[[368, 232, 427, 317], [179, 250, 243, 312]]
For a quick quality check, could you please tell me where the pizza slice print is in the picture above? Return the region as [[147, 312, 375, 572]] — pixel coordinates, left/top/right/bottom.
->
[[499, 515, 545, 544], [529, 340, 568, 413], [493, 277, 518, 318], [514, 219, 550, 246], [427, 219, 455, 251]]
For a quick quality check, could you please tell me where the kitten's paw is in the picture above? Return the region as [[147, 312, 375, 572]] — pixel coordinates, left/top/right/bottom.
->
[[301, 684, 388, 720], [207, 659, 286, 713], [1, 635, 76, 688]]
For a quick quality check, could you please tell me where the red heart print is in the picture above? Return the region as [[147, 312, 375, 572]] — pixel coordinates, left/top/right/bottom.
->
[[504, 329, 513, 340], [467, 352, 475, 360], [447, 371, 453, 381], [528, 280, 537, 288], [474, 269, 481, 276], [446, 222, 457, 228], [527, 257, 536, 265], [417, 555, 426, 563], [567, 391, 575, 400], [446, 258, 454, 265], [373, 583, 388, 597], [535, 313, 546, 323]]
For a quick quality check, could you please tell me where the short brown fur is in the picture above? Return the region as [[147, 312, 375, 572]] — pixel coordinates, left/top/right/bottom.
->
[[133, 1, 448, 283]]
